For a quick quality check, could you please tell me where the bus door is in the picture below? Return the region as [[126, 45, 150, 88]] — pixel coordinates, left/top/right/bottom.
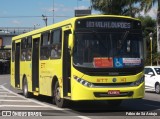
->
[[15, 42, 20, 88], [32, 37, 40, 92], [62, 26, 72, 97]]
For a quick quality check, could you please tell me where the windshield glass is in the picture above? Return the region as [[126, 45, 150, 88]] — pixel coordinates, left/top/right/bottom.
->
[[73, 31, 143, 68], [154, 68, 160, 75]]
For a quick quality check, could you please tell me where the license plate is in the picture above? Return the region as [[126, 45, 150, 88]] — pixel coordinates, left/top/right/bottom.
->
[[108, 90, 120, 95]]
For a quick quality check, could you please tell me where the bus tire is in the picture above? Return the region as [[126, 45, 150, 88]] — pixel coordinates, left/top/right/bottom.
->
[[155, 83, 160, 94], [23, 77, 31, 98], [53, 81, 67, 108], [107, 100, 122, 106]]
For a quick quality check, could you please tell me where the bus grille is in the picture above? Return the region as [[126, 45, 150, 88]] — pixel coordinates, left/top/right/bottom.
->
[[92, 82, 133, 88], [94, 91, 133, 97]]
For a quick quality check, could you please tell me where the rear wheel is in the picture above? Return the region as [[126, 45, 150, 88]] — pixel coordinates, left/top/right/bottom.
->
[[107, 100, 122, 106], [23, 77, 31, 98], [53, 81, 68, 108], [155, 84, 160, 94]]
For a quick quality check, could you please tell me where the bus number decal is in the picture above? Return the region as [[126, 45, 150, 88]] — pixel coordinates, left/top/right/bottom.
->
[[121, 78, 126, 82], [97, 78, 108, 83], [41, 63, 45, 68]]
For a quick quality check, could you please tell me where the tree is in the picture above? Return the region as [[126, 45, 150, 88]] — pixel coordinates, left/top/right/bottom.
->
[[140, 0, 160, 65], [91, 0, 125, 15], [140, 0, 160, 27], [122, 0, 141, 17], [91, 0, 141, 17], [140, 0, 159, 13], [138, 16, 157, 65]]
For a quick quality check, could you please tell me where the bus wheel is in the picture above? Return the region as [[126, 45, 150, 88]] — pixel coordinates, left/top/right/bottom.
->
[[53, 81, 67, 108], [155, 84, 160, 94], [23, 77, 31, 98], [107, 100, 122, 106]]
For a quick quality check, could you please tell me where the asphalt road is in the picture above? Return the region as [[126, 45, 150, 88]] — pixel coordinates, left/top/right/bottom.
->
[[0, 75, 160, 119]]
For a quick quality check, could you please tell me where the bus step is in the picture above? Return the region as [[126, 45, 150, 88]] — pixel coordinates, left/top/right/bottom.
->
[[33, 91, 39, 96], [64, 96, 71, 100]]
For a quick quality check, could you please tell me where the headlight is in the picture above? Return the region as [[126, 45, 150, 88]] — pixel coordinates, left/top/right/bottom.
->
[[73, 75, 94, 88], [130, 76, 144, 86]]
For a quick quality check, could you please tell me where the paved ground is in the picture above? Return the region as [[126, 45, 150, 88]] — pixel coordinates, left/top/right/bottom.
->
[[0, 75, 160, 119]]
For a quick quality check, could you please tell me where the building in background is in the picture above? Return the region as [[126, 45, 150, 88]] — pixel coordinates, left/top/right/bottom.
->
[[0, 27, 36, 74]]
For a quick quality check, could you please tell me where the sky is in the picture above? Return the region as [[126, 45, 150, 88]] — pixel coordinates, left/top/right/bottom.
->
[[0, 0, 157, 28], [0, 0, 92, 28]]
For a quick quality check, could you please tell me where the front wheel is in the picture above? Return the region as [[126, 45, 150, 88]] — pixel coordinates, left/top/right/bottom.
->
[[155, 84, 160, 94], [53, 81, 68, 108]]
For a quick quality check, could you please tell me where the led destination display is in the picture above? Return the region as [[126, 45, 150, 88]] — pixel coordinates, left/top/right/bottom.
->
[[75, 18, 141, 29], [86, 21, 131, 29]]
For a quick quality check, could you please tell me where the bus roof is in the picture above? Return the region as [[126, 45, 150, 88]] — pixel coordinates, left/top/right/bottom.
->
[[12, 15, 140, 41]]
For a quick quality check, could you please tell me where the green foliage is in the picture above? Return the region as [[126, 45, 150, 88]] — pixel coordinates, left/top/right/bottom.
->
[[91, 0, 159, 16], [140, 0, 158, 13], [138, 16, 157, 65], [91, 0, 142, 17]]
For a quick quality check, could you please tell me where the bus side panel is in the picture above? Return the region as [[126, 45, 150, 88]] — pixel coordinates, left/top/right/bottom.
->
[[10, 61, 15, 88], [20, 61, 32, 92], [39, 59, 62, 96], [10, 41, 15, 88], [20, 61, 25, 90], [39, 60, 51, 95], [26, 62, 32, 93]]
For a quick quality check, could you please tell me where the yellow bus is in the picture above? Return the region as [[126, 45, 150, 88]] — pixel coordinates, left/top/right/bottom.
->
[[11, 15, 145, 108]]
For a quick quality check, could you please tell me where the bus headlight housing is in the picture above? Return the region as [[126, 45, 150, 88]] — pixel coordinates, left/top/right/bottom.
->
[[73, 75, 94, 88], [130, 76, 144, 86]]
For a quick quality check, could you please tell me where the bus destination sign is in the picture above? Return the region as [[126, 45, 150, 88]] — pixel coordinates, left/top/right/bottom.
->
[[86, 21, 131, 29], [75, 18, 141, 29]]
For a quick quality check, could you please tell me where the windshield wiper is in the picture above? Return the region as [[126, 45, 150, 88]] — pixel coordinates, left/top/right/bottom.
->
[[119, 31, 130, 50]]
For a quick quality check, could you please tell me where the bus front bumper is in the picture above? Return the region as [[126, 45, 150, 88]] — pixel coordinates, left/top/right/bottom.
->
[[71, 81, 145, 101]]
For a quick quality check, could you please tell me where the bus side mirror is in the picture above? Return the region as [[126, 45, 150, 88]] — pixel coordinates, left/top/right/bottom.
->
[[68, 34, 73, 55], [148, 72, 154, 77]]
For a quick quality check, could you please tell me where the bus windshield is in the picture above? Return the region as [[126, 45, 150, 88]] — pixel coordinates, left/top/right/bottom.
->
[[73, 31, 143, 68]]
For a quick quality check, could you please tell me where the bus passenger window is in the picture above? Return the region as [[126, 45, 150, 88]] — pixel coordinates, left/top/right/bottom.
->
[[40, 32, 50, 60], [50, 45, 61, 58], [21, 38, 28, 61], [41, 32, 50, 46], [27, 37, 32, 48], [26, 49, 31, 60], [40, 47, 50, 60], [50, 29, 62, 59], [51, 30, 61, 44], [21, 51, 26, 60]]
